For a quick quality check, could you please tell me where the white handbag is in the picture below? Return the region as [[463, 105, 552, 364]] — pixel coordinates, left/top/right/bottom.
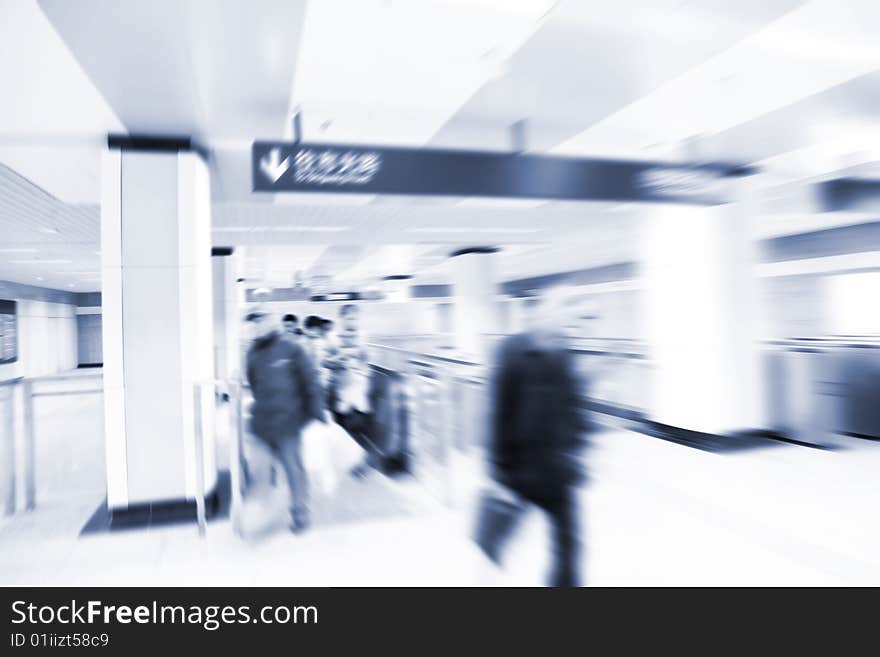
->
[[302, 420, 338, 496]]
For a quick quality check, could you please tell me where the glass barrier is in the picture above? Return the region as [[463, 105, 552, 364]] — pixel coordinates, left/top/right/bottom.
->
[[1, 378, 21, 517], [27, 373, 103, 511]]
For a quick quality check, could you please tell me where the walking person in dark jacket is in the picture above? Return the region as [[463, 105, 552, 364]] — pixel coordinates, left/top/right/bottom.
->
[[244, 311, 325, 533], [477, 315, 591, 586]]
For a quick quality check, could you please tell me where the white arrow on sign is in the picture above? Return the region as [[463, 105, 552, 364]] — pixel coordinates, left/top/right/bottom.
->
[[259, 147, 291, 183]]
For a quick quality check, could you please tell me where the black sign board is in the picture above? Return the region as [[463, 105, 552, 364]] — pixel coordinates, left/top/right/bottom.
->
[[252, 141, 754, 205], [817, 177, 880, 213], [309, 292, 361, 302], [0, 300, 18, 365]]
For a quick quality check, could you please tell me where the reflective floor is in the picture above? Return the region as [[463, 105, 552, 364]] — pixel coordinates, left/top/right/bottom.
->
[[2, 390, 879, 586]]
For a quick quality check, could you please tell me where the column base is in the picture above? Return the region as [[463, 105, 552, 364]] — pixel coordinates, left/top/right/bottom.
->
[[80, 472, 229, 534]]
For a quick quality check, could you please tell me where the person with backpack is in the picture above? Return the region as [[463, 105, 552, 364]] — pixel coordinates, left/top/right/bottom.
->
[[244, 310, 325, 533], [475, 308, 592, 586]]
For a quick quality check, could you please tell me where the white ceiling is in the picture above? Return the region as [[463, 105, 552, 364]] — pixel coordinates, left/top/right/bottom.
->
[[0, 163, 99, 291], [0, 0, 878, 293]]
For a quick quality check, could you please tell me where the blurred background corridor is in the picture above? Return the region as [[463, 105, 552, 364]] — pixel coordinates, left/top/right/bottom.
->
[[1, 0, 879, 586]]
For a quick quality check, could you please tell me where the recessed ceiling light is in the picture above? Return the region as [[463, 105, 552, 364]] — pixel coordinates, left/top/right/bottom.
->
[[273, 192, 376, 206], [457, 197, 548, 209], [215, 225, 349, 232], [39, 227, 60, 235], [273, 226, 349, 232], [8, 259, 73, 264], [408, 227, 541, 234]]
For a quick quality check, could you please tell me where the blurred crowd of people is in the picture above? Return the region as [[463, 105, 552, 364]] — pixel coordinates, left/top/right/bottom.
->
[[243, 304, 376, 533], [241, 299, 592, 586]]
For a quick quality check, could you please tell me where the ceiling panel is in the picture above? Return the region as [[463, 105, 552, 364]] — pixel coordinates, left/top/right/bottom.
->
[[290, 0, 555, 145], [705, 71, 880, 167], [0, 0, 124, 140], [38, 0, 307, 139], [0, 0, 124, 203], [553, 0, 880, 163], [39, 0, 308, 202], [0, 163, 100, 291], [429, 0, 804, 152], [3, 0, 877, 296]]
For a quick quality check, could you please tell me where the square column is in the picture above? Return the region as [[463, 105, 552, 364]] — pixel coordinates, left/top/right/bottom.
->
[[211, 247, 244, 386], [101, 142, 216, 509], [641, 181, 764, 435], [450, 247, 499, 362]]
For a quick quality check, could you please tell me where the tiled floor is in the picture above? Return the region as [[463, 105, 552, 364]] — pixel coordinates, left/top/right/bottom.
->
[[2, 390, 880, 586]]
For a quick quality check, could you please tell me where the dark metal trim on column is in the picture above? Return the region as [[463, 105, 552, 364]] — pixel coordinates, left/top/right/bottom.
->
[[410, 284, 453, 298], [309, 292, 361, 302], [816, 177, 880, 212], [79, 475, 227, 534], [75, 292, 102, 307], [449, 246, 501, 258], [759, 221, 880, 263], [0, 280, 78, 305], [381, 274, 413, 281], [107, 134, 209, 162], [211, 246, 234, 257], [501, 261, 637, 297]]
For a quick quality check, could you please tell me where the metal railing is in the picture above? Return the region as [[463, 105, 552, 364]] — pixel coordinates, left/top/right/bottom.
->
[[224, 378, 248, 536], [370, 334, 880, 456], [367, 337, 648, 417], [1, 372, 247, 539], [365, 337, 658, 503], [366, 343, 490, 505], [1, 377, 23, 516], [762, 337, 880, 443], [194, 377, 249, 538], [1, 372, 104, 517]]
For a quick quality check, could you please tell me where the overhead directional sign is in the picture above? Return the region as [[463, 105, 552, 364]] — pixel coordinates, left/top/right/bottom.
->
[[252, 141, 755, 205], [259, 147, 291, 183]]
